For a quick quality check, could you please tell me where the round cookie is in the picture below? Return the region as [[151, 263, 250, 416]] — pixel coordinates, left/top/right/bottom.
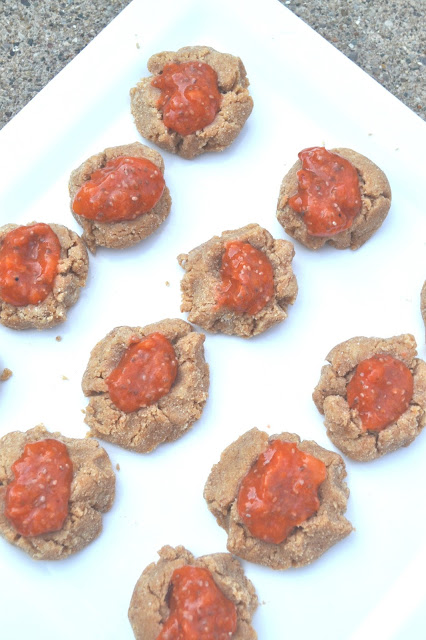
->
[[0, 425, 115, 560], [128, 545, 258, 640], [69, 142, 171, 253], [82, 319, 209, 453], [276, 147, 391, 250], [313, 334, 426, 461], [130, 45, 254, 159], [178, 223, 298, 338], [204, 428, 352, 570], [0, 222, 88, 330]]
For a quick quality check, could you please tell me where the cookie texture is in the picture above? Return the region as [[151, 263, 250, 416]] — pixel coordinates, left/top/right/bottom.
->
[[313, 334, 426, 461], [0, 222, 89, 330], [204, 428, 352, 570], [276, 147, 391, 250], [128, 545, 258, 640], [82, 319, 209, 453], [178, 223, 298, 338], [69, 142, 171, 253], [0, 425, 115, 560], [130, 45, 254, 159]]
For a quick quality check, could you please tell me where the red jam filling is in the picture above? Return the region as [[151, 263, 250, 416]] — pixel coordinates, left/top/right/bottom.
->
[[216, 241, 274, 315], [72, 156, 165, 223], [237, 440, 327, 544], [106, 332, 178, 413], [346, 354, 413, 431], [0, 223, 61, 307], [5, 439, 73, 537], [151, 61, 222, 136], [157, 565, 237, 640], [288, 147, 362, 237]]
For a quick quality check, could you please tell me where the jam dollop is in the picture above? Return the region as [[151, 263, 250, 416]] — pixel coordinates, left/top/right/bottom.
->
[[5, 439, 73, 537], [288, 147, 362, 237], [216, 241, 274, 315], [346, 354, 413, 431], [157, 565, 237, 640], [0, 223, 61, 307], [72, 156, 165, 223], [106, 332, 178, 413], [237, 440, 327, 544], [151, 61, 222, 136]]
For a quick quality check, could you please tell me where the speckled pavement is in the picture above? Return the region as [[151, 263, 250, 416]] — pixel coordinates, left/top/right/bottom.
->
[[0, 0, 424, 129]]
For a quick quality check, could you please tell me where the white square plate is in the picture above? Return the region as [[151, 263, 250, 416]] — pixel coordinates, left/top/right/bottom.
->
[[1, 1, 426, 638]]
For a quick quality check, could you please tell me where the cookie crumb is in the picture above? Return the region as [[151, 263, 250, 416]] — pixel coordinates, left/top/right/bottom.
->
[[61, 375, 69, 381], [116, 463, 120, 471], [165, 280, 170, 287], [0, 368, 12, 381], [56, 336, 62, 342]]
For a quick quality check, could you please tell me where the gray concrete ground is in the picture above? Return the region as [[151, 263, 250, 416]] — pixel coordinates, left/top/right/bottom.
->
[[0, 0, 424, 129]]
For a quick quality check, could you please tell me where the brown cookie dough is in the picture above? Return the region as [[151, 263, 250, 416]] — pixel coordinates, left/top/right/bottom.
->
[[82, 319, 209, 453], [178, 223, 298, 338], [128, 545, 258, 640], [130, 45, 254, 160], [0, 425, 115, 560], [68, 142, 172, 253], [0, 368, 12, 381], [204, 428, 352, 570], [313, 334, 426, 461], [0, 222, 89, 330], [276, 147, 391, 250]]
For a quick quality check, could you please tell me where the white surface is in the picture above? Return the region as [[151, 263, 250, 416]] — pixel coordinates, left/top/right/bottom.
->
[[1, 0, 426, 638]]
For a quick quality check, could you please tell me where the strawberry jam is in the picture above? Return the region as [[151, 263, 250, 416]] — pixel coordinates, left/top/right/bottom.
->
[[237, 440, 327, 544], [288, 147, 361, 237], [0, 223, 61, 307], [151, 61, 221, 136], [5, 439, 73, 537], [216, 241, 274, 315], [347, 354, 413, 431], [106, 333, 178, 413], [157, 565, 237, 640], [72, 157, 165, 223]]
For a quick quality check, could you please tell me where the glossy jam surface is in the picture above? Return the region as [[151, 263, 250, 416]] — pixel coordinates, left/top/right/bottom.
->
[[151, 61, 222, 136], [5, 439, 73, 537], [237, 440, 327, 544], [347, 354, 413, 431], [288, 147, 362, 237], [157, 565, 237, 640], [106, 332, 178, 413], [0, 223, 61, 307], [216, 241, 274, 315], [72, 156, 165, 223]]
